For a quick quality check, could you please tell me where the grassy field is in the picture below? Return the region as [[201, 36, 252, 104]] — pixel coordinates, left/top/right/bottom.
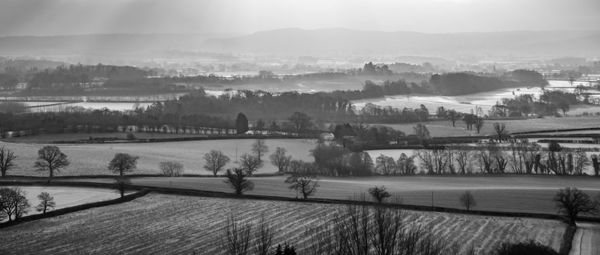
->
[[379, 116, 600, 137], [0, 139, 316, 176], [0, 193, 566, 255], [0, 186, 120, 221], [63, 175, 600, 215]]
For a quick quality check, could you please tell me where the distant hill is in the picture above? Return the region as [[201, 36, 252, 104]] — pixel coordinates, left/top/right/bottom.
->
[[0, 34, 223, 58], [0, 29, 599, 60], [204, 28, 600, 57]]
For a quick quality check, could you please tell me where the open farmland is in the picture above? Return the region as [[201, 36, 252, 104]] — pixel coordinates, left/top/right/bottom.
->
[[0, 186, 120, 220], [378, 116, 600, 137], [352, 80, 599, 115], [0, 139, 316, 176], [0, 193, 567, 255], [59, 175, 600, 215]]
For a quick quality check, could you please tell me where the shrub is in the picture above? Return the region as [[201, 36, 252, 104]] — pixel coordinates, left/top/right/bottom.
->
[[494, 240, 559, 255]]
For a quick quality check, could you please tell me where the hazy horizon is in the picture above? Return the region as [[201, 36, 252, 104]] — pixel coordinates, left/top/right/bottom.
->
[[0, 0, 599, 37]]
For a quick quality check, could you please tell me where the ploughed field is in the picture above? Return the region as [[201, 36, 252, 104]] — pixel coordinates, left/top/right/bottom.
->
[[0, 193, 566, 255], [0, 139, 316, 176], [63, 175, 600, 215]]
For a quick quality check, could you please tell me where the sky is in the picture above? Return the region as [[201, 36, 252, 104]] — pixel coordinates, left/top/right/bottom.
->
[[0, 0, 598, 36]]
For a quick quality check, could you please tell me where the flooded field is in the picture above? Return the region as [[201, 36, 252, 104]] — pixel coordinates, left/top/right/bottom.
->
[[352, 80, 600, 114]]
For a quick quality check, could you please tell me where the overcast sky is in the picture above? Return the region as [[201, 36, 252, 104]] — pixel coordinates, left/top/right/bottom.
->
[[0, 0, 599, 36]]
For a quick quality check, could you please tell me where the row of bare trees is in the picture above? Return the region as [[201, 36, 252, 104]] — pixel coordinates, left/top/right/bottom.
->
[[218, 205, 462, 255], [414, 140, 597, 176]]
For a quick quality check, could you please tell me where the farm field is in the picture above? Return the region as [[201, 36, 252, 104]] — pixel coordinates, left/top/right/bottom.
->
[[61, 175, 600, 214], [0, 193, 567, 255], [0, 186, 120, 219], [378, 116, 600, 137], [0, 139, 316, 176], [570, 223, 600, 255]]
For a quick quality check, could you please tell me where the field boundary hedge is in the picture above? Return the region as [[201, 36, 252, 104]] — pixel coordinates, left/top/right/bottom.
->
[[136, 185, 600, 223], [2, 181, 599, 229], [51, 133, 320, 144], [558, 225, 577, 255], [0, 188, 150, 229], [1, 172, 285, 180], [511, 127, 600, 135]]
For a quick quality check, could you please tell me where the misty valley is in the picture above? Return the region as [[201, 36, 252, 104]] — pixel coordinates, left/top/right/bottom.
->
[[1, 1, 600, 255]]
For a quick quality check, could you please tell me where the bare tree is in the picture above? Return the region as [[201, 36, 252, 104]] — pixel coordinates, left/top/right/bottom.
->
[[222, 215, 252, 255], [253, 215, 275, 255], [493, 122, 508, 141], [108, 153, 138, 176], [240, 153, 262, 176], [224, 168, 254, 195], [447, 110, 460, 127], [0, 146, 16, 178], [0, 187, 30, 221], [554, 187, 598, 225], [372, 207, 404, 255], [376, 154, 396, 175], [115, 177, 131, 198], [459, 191, 477, 211], [252, 139, 269, 163], [204, 150, 230, 176], [474, 117, 484, 134], [572, 150, 589, 176], [159, 161, 184, 176], [456, 150, 472, 175], [269, 147, 291, 173], [36, 192, 55, 214], [35, 145, 70, 179], [397, 153, 417, 175], [368, 186, 391, 203], [413, 124, 431, 146], [304, 204, 455, 255], [285, 174, 318, 199]]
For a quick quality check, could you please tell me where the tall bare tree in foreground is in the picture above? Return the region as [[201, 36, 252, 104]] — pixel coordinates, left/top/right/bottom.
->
[[108, 153, 138, 176], [304, 204, 454, 255], [222, 215, 252, 255], [253, 215, 275, 255], [35, 192, 55, 214], [0, 146, 16, 178], [270, 147, 291, 173], [224, 168, 254, 195], [554, 187, 598, 225], [204, 150, 230, 176], [35, 145, 70, 179], [285, 174, 318, 199]]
